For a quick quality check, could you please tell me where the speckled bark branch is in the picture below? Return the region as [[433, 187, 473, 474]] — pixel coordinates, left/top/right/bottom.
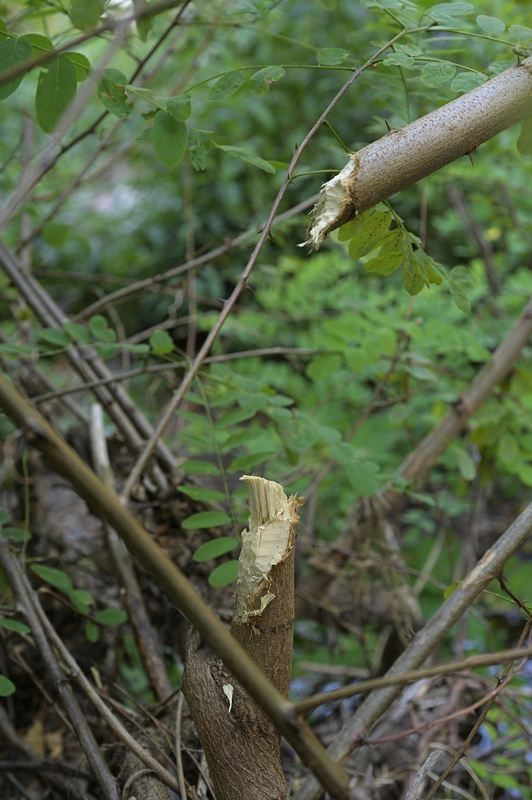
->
[[307, 56, 532, 246]]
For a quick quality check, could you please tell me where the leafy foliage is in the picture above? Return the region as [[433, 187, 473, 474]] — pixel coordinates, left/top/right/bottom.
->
[[0, 0, 531, 795]]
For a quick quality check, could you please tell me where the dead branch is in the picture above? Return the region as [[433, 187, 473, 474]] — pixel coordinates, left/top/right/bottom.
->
[[0, 372, 351, 800], [89, 403, 172, 702], [0, 539, 119, 800], [295, 501, 532, 800]]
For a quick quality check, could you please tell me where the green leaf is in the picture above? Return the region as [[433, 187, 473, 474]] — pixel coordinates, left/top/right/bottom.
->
[[152, 111, 188, 168], [94, 607, 128, 626], [69, 589, 94, 613], [63, 51, 91, 82], [35, 56, 77, 133], [383, 52, 415, 69], [38, 327, 69, 346], [426, 2, 474, 25], [95, 342, 119, 358], [450, 71, 486, 93], [69, 0, 105, 31], [0, 616, 30, 634], [517, 116, 532, 156], [449, 266, 471, 312], [97, 69, 132, 118], [178, 485, 227, 502], [250, 65, 285, 93], [85, 620, 99, 642], [0, 511, 10, 524], [0, 37, 32, 100], [43, 222, 69, 247], [306, 354, 342, 381], [209, 71, 246, 101], [89, 314, 108, 335], [364, 229, 409, 276], [166, 94, 191, 121], [31, 564, 73, 593], [182, 511, 231, 530], [403, 251, 425, 295], [1, 527, 31, 542], [316, 47, 350, 65], [20, 33, 54, 57], [228, 451, 274, 471], [0, 674, 15, 697], [134, 0, 152, 41], [216, 408, 256, 428], [508, 24, 532, 44], [64, 321, 90, 344], [476, 15, 505, 35], [193, 537, 240, 562], [208, 560, 239, 587], [346, 461, 381, 496], [492, 773, 520, 790], [182, 459, 220, 476], [340, 207, 392, 256], [415, 250, 444, 285], [420, 61, 456, 88], [216, 144, 276, 174], [456, 447, 476, 480], [149, 329, 174, 354]]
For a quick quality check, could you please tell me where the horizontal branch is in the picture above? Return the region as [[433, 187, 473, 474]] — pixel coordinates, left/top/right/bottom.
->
[[295, 645, 532, 713], [307, 56, 532, 246]]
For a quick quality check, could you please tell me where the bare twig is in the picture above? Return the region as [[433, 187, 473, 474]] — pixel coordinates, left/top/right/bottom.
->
[[32, 347, 324, 404], [121, 27, 414, 499], [295, 501, 532, 800], [0, 539, 119, 800], [174, 694, 188, 800], [0, 241, 177, 484], [76, 194, 318, 321], [423, 620, 531, 800], [0, 373, 351, 799], [295, 645, 532, 713], [89, 404, 172, 701], [0, 23, 130, 231]]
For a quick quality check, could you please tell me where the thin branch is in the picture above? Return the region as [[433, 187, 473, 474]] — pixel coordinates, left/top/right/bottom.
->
[[295, 501, 532, 800], [76, 194, 318, 321], [0, 539, 119, 800], [0, 241, 178, 484], [0, 23, 130, 231], [0, 373, 351, 800], [295, 645, 532, 713], [0, 1, 192, 233], [121, 26, 414, 499], [0, 0, 189, 91], [89, 403, 172, 702], [423, 620, 531, 800], [32, 347, 324, 404]]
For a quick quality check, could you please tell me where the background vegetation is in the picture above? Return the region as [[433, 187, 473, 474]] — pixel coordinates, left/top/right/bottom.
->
[[0, 1, 530, 798]]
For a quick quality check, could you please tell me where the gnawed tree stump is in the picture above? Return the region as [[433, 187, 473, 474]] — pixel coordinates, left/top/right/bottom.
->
[[183, 476, 301, 800]]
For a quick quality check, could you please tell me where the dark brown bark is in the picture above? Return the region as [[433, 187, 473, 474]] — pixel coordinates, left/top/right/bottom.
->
[[183, 477, 300, 800]]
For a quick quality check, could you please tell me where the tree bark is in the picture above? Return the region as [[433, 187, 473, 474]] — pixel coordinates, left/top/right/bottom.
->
[[183, 476, 300, 800], [307, 56, 532, 246]]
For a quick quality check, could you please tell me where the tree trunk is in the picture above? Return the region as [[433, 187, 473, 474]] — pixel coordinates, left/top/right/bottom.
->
[[183, 476, 301, 800]]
